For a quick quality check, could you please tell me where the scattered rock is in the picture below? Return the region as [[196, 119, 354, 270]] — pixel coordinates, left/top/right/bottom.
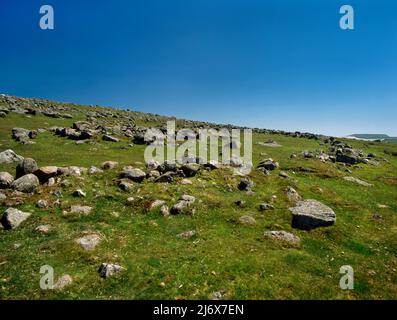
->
[[16, 158, 38, 178], [171, 195, 196, 215], [11, 174, 39, 193], [88, 166, 103, 174], [259, 203, 274, 211], [149, 200, 166, 210], [36, 199, 48, 208], [177, 230, 196, 239], [371, 214, 384, 221], [155, 171, 176, 183], [70, 205, 92, 215], [0, 149, 24, 164], [286, 186, 301, 202], [34, 166, 59, 182], [120, 168, 146, 182], [98, 263, 125, 278], [102, 135, 119, 142], [35, 224, 52, 233], [279, 171, 289, 178], [119, 180, 133, 191], [53, 275, 73, 290], [180, 178, 193, 185], [343, 176, 373, 187], [101, 161, 119, 170], [73, 189, 86, 197], [160, 205, 169, 216], [1, 208, 31, 229], [238, 178, 255, 191], [239, 215, 256, 225], [290, 199, 336, 230], [0, 172, 14, 189], [234, 200, 246, 208], [180, 163, 200, 177], [146, 160, 160, 170], [257, 158, 279, 171], [264, 230, 300, 244], [75, 234, 102, 250]]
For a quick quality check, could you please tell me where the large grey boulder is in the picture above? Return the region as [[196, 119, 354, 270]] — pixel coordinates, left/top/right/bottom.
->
[[1, 207, 32, 229], [11, 174, 39, 193], [0, 149, 24, 164], [290, 199, 336, 230], [0, 172, 14, 189], [120, 168, 146, 182], [16, 158, 38, 178]]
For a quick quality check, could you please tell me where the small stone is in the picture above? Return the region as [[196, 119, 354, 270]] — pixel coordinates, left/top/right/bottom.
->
[[53, 275, 73, 290], [149, 200, 166, 210], [234, 200, 246, 208], [343, 176, 373, 187], [75, 234, 102, 250], [177, 230, 196, 239], [160, 205, 169, 216], [101, 161, 119, 170], [286, 186, 301, 202], [180, 179, 193, 185], [36, 199, 48, 208], [88, 166, 103, 174], [279, 171, 289, 178], [259, 203, 274, 211], [35, 224, 52, 233], [239, 215, 256, 225], [238, 178, 255, 191], [118, 180, 133, 191], [264, 230, 300, 244], [47, 177, 56, 186], [102, 135, 119, 142], [98, 263, 125, 278], [70, 205, 92, 215], [73, 189, 86, 197]]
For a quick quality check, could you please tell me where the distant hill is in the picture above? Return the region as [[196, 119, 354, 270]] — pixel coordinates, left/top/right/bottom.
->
[[347, 134, 397, 143]]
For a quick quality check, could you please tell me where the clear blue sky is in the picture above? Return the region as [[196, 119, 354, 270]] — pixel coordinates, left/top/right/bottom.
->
[[0, 0, 396, 136]]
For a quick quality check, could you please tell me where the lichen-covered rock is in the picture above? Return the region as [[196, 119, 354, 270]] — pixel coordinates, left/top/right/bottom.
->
[[0, 149, 24, 164], [98, 263, 125, 278], [264, 230, 300, 244], [16, 158, 38, 178], [1, 207, 32, 229], [11, 174, 39, 193], [290, 199, 336, 230], [0, 172, 14, 189]]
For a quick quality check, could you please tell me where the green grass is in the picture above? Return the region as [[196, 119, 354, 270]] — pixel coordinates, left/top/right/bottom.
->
[[0, 109, 397, 300]]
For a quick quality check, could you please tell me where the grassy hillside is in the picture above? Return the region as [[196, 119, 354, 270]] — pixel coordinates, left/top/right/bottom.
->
[[0, 96, 396, 300]]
